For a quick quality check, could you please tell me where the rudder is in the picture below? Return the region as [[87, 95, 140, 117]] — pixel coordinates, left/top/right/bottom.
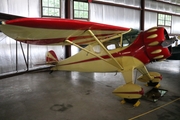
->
[[46, 50, 59, 64]]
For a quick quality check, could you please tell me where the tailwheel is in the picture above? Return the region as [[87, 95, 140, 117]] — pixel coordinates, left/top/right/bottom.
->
[[121, 98, 141, 107]]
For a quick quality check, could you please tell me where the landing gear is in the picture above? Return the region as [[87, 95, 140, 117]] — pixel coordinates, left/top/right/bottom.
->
[[113, 84, 143, 107], [138, 72, 162, 88], [120, 98, 141, 107]]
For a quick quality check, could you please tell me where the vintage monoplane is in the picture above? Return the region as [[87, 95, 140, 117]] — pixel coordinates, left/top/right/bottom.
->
[[0, 18, 175, 106]]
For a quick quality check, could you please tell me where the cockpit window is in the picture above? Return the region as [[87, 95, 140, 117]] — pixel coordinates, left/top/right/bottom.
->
[[103, 29, 140, 51], [103, 37, 121, 51], [123, 29, 139, 45]]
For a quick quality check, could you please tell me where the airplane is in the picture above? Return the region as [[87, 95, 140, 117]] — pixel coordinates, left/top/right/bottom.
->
[[0, 18, 175, 107]]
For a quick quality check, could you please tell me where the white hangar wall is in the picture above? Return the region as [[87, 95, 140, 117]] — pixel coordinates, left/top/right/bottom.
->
[[0, 0, 65, 75], [90, 0, 180, 35], [171, 16, 180, 34], [144, 0, 180, 34], [144, 11, 157, 30], [0, 0, 40, 17], [90, 1, 140, 29]]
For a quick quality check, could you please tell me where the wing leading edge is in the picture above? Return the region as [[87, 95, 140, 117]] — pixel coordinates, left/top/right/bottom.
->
[[0, 18, 130, 45]]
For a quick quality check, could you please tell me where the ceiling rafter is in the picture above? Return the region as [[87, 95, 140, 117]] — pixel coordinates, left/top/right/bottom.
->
[[0, 12, 23, 20]]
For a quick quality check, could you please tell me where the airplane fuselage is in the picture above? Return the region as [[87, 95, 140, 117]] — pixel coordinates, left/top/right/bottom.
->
[[52, 27, 171, 73]]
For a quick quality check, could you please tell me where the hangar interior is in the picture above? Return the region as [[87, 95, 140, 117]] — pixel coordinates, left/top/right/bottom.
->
[[0, 0, 180, 120]]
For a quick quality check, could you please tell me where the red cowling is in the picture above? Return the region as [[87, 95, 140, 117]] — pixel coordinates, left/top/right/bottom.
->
[[119, 27, 172, 64], [143, 27, 171, 62]]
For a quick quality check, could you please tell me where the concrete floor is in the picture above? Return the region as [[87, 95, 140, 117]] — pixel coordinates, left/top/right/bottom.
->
[[0, 60, 180, 120]]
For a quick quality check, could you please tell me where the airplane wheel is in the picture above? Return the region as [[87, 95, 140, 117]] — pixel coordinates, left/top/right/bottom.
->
[[147, 81, 159, 87], [124, 98, 139, 104], [123, 98, 141, 107], [49, 70, 53, 74]]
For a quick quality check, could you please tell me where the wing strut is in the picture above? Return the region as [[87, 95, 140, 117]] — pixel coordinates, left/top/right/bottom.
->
[[65, 40, 117, 67], [88, 30, 124, 70]]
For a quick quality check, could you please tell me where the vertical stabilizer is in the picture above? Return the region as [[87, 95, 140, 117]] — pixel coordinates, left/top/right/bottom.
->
[[46, 50, 58, 64]]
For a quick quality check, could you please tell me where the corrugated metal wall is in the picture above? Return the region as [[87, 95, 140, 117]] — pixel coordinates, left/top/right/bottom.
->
[[144, 11, 157, 30], [0, 0, 40, 17], [90, 3, 140, 29], [90, 0, 180, 33], [144, 0, 180, 34], [172, 16, 180, 34]]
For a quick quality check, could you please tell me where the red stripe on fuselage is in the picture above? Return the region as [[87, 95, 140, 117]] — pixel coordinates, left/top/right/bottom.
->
[[59, 54, 112, 66], [59, 52, 126, 66]]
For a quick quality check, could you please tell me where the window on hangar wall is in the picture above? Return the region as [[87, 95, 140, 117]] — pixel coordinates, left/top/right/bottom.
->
[[73, 0, 89, 20], [157, 13, 172, 34], [42, 0, 61, 17]]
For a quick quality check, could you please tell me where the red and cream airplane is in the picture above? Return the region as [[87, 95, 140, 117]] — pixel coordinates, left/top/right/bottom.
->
[[0, 18, 174, 106]]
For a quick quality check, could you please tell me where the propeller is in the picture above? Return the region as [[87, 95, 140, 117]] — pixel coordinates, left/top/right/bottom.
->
[[161, 36, 178, 48], [175, 36, 180, 46]]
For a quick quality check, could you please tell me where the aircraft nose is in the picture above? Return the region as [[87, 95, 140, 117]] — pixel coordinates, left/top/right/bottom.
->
[[143, 27, 172, 61]]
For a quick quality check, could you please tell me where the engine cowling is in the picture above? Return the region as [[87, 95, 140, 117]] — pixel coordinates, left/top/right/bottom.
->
[[143, 27, 172, 61]]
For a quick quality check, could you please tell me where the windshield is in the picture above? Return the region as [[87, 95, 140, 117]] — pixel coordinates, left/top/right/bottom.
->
[[103, 29, 140, 50]]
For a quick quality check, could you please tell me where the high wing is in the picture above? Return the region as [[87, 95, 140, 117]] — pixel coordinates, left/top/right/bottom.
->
[[0, 18, 130, 45]]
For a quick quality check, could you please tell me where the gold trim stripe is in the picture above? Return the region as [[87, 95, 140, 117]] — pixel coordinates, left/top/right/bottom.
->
[[147, 34, 158, 39]]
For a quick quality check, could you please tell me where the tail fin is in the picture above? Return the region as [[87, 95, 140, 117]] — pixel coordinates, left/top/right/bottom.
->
[[46, 50, 59, 64]]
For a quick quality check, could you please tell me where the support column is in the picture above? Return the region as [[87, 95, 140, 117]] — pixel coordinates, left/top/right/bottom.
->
[[140, 0, 145, 31], [65, 0, 71, 58]]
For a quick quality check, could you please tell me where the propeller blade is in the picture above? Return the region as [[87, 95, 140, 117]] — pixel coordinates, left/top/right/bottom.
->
[[161, 36, 177, 48], [175, 36, 180, 46]]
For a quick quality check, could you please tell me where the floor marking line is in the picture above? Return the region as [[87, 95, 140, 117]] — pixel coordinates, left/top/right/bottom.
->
[[128, 98, 180, 120]]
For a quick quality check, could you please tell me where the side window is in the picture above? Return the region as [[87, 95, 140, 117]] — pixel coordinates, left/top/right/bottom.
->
[[107, 44, 116, 50], [158, 14, 172, 26], [42, 0, 61, 17], [93, 45, 101, 53], [157, 13, 172, 33], [73, 0, 89, 20], [104, 37, 121, 50]]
